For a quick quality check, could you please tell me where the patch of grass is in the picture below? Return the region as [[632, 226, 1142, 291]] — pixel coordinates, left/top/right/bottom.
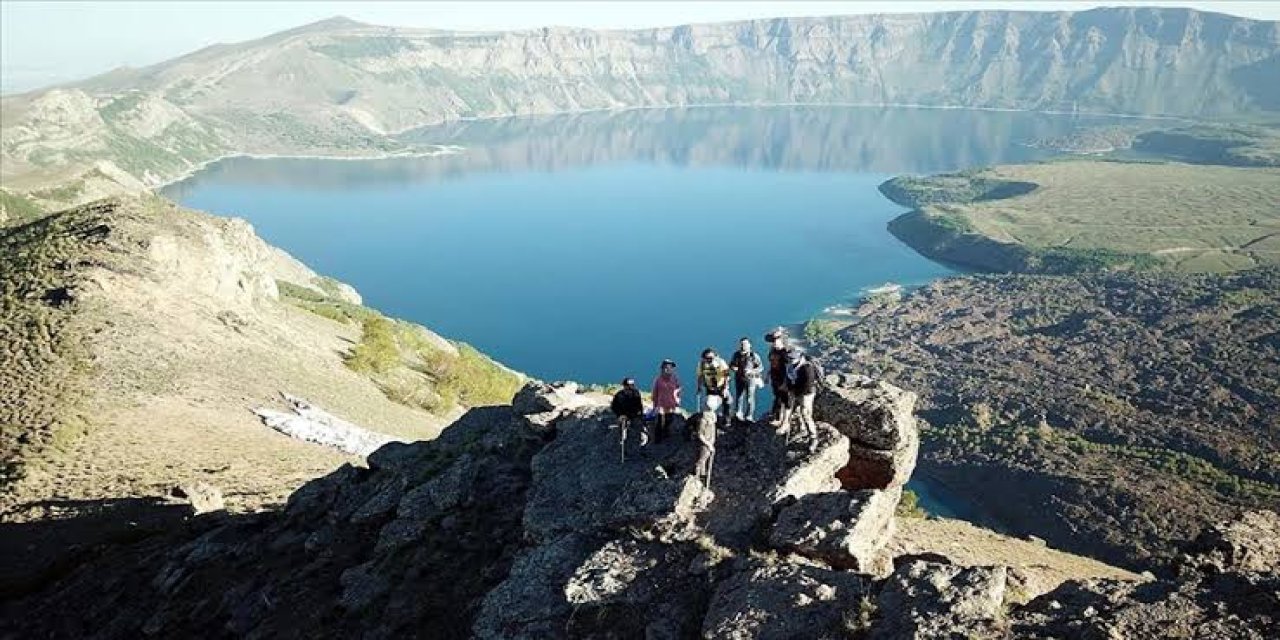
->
[[840, 595, 878, 638], [927, 421, 1280, 504], [333, 308, 522, 414], [0, 191, 47, 227], [345, 316, 400, 374], [1, 202, 111, 492], [28, 182, 87, 205], [889, 160, 1280, 274], [803, 319, 842, 349], [276, 279, 328, 303], [896, 488, 927, 518]]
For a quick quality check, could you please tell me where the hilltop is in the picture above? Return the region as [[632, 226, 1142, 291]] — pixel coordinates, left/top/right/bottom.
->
[[2, 7, 1278, 206], [0, 196, 520, 567]]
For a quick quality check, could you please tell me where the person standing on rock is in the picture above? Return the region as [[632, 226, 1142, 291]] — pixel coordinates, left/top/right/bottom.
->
[[692, 394, 720, 490], [696, 348, 733, 426], [765, 329, 792, 426], [611, 378, 646, 455], [779, 349, 820, 451], [729, 336, 764, 423], [651, 359, 682, 442]]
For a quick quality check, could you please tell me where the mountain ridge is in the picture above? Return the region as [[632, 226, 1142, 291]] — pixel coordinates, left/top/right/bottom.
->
[[2, 6, 1277, 207]]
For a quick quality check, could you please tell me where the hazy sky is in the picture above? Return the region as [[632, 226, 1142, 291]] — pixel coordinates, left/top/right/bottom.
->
[[3, 1, 1278, 94]]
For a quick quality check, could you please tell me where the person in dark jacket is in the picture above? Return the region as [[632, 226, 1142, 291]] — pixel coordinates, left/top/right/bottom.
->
[[765, 329, 792, 426], [611, 378, 646, 450], [729, 336, 764, 423], [780, 349, 819, 450]]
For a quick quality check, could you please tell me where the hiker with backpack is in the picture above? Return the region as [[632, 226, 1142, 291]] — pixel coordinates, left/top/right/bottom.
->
[[610, 378, 645, 460], [779, 348, 821, 451], [651, 359, 682, 442], [728, 336, 764, 423], [696, 348, 733, 426], [765, 329, 792, 426]]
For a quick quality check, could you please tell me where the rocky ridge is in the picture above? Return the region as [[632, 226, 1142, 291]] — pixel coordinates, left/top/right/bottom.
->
[[3, 7, 1277, 204], [4, 377, 1274, 638]]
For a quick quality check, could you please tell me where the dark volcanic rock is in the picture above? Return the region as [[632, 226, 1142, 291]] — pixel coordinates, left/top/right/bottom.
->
[[874, 560, 1009, 640], [702, 558, 871, 640], [819, 266, 1280, 568], [769, 488, 901, 575]]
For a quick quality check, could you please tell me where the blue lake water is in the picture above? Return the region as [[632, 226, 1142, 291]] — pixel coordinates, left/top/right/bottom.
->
[[166, 106, 1130, 385], [165, 106, 1136, 517]]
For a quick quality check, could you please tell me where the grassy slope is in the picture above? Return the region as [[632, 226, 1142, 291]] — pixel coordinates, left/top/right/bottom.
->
[[1, 196, 520, 517], [884, 159, 1280, 273], [0, 204, 110, 488]]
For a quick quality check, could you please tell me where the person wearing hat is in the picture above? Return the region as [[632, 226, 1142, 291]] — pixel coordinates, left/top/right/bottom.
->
[[696, 347, 733, 426], [779, 348, 820, 450], [611, 377, 646, 449], [765, 329, 792, 426], [651, 359, 682, 442]]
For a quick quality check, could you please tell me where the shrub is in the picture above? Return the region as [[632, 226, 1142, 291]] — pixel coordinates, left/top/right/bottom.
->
[[345, 316, 400, 374]]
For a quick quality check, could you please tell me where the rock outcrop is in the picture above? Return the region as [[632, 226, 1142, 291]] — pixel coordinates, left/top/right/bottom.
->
[[6, 376, 1273, 639], [816, 373, 920, 492]]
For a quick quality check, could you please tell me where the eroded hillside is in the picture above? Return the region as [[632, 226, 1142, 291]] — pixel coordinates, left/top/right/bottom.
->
[[818, 267, 1280, 569]]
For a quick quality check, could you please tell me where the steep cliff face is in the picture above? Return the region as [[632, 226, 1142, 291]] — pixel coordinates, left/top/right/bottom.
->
[[2, 8, 1277, 200]]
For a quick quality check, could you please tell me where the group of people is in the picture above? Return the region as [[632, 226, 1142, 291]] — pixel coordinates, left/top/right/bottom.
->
[[609, 328, 823, 458]]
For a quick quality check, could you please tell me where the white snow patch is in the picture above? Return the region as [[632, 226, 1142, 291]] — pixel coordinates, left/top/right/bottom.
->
[[254, 393, 402, 456]]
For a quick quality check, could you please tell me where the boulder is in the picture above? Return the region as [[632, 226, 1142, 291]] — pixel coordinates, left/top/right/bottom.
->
[[1185, 509, 1280, 574], [472, 534, 599, 640], [874, 560, 1009, 640], [522, 411, 701, 541], [815, 374, 919, 490], [511, 381, 600, 434], [769, 487, 901, 575], [563, 537, 706, 639], [702, 558, 870, 640], [170, 482, 224, 515], [770, 423, 851, 502]]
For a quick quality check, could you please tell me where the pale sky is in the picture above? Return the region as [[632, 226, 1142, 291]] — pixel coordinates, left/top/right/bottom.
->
[[2, 1, 1278, 94]]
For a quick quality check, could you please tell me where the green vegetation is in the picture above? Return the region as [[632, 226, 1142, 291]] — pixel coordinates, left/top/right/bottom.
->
[[0, 191, 46, 227], [802, 319, 842, 349], [879, 170, 1037, 209], [311, 36, 419, 60], [1133, 124, 1280, 167], [927, 421, 1280, 505], [885, 160, 1280, 274], [896, 488, 927, 518], [345, 316, 400, 374], [277, 278, 378, 324], [276, 278, 520, 413], [0, 204, 107, 490]]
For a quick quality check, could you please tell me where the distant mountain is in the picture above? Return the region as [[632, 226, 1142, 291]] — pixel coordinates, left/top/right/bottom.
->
[[1, 7, 1277, 203]]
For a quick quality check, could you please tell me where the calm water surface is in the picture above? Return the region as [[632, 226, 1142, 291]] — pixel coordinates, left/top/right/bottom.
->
[[167, 106, 1124, 386], [166, 106, 1134, 517]]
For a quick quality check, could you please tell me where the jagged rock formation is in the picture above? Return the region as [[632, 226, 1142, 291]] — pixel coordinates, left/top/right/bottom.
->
[[0, 377, 912, 637], [5, 378, 1269, 638], [3, 7, 1277, 202]]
